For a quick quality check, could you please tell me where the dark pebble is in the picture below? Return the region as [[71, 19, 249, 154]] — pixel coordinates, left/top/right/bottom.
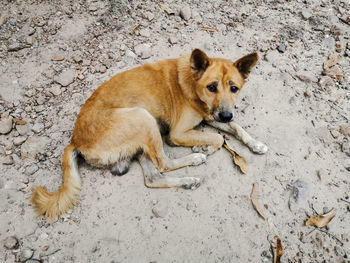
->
[[277, 44, 286, 53]]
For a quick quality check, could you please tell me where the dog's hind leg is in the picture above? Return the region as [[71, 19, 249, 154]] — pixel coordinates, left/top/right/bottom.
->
[[138, 154, 201, 189], [110, 158, 131, 176]]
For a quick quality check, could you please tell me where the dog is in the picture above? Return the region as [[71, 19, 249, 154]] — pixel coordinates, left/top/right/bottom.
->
[[31, 49, 268, 218]]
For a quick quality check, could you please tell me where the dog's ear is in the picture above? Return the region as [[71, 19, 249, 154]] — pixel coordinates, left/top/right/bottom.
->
[[190, 49, 210, 79], [233, 53, 258, 79]]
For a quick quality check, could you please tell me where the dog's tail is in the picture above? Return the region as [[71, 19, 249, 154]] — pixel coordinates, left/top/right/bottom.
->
[[31, 144, 81, 218]]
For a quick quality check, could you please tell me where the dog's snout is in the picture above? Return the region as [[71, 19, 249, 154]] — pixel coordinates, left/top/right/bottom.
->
[[218, 111, 233, 122]]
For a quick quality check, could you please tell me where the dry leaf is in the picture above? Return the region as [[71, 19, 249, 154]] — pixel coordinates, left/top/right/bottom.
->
[[130, 24, 140, 35], [51, 56, 64, 61], [223, 141, 248, 174], [323, 53, 340, 69], [270, 236, 284, 263], [159, 3, 174, 15], [305, 210, 336, 227], [200, 26, 218, 32], [13, 118, 26, 125], [250, 183, 266, 221]]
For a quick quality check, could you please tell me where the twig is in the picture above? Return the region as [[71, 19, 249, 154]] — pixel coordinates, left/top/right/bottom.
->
[[340, 198, 350, 204], [40, 249, 61, 258], [317, 229, 344, 246]]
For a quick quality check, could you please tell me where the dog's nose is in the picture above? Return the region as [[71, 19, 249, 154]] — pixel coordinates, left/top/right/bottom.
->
[[218, 111, 233, 122]]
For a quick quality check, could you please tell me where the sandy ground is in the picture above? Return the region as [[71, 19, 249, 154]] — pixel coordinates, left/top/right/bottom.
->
[[0, 0, 350, 262]]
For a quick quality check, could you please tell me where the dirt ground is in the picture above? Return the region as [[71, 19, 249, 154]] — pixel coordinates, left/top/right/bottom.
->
[[1, 0, 350, 262]]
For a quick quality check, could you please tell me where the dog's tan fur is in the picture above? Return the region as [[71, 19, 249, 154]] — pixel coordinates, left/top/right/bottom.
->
[[31, 49, 268, 218]]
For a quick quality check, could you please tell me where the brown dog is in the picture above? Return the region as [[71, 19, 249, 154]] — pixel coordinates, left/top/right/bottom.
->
[[31, 49, 268, 218]]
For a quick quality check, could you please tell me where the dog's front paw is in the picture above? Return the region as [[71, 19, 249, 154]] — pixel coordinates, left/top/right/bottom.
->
[[188, 153, 207, 166], [249, 141, 268, 154], [183, 177, 201, 190]]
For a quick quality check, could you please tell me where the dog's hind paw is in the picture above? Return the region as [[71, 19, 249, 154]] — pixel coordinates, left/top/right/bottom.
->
[[183, 177, 201, 190], [249, 141, 268, 154]]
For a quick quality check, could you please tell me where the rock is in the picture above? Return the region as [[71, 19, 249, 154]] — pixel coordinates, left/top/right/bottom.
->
[[32, 123, 44, 133], [3, 236, 19, 249], [99, 65, 107, 73], [330, 129, 340, 139], [21, 136, 50, 160], [134, 44, 151, 59], [54, 69, 75, 87], [301, 9, 312, 20], [277, 44, 286, 53], [296, 71, 318, 83], [180, 6, 191, 21], [168, 35, 178, 45], [152, 204, 168, 218], [2, 155, 14, 165], [125, 50, 137, 58], [72, 93, 85, 105], [322, 37, 335, 50], [339, 125, 350, 137], [0, 15, 7, 26], [0, 115, 13, 134], [322, 66, 343, 80], [49, 85, 62, 96], [17, 248, 34, 262], [342, 141, 350, 157], [73, 51, 83, 63], [318, 76, 334, 87], [16, 124, 29, 136], [323, 53, 340, 69], [265, 50, 280, 63], [25, 164, 39, 175], [143, 11, 154, 21], [13, 136, 27, 146], [289, 179, 313, 212], [139, 29, 150, 38]]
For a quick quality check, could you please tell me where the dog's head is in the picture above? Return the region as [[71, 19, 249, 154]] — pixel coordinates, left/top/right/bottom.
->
[[190, 49, 258, 123]]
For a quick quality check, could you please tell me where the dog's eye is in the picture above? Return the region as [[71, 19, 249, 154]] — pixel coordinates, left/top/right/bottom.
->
[[230, 86, 239, 93], [207, 84, 217, 92]]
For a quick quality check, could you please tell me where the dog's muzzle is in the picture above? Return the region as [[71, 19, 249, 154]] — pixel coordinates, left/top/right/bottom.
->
[[214, 111, 234, 123]]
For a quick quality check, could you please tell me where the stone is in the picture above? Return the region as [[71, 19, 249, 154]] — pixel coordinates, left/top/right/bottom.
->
[[322, 66, 343, 80], [168, 35, 178, 45], [296, 71, 318, 83], [322, 37, 335, 50], [265, 50, 280, 63], [125, 50, 137, 58], [134, 44, 151, 59], [139, 29, 150, 38], [3, 236, 19, 249], [318, 76, 334, 87], [99, 65, 107, 73], [0, 115, 13, 134], [16, 124, 29, 135], [152, 204, 168, 218], [54, 69, 75, 87], [2, 155, 14, 165], [301, 9, 312, 20], [180, 6, 191, 21], [342, 141, 350, 157], [339, 125, 350, 137], [25, 164, 39, 175], [289, 179, 313, 212], [49, 85, 61, 96], [13, 136, 27, 146], [21, 136, 50, 160], [277, 44, 286, 53], [32, 123, 44, 133], [17, 248, 34, 262], [330, 129, 340, 139]]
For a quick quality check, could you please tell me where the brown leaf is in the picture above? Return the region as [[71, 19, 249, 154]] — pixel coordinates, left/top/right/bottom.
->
[[323, 53, 340, 69], [129, 24, 140, 35], [305, 210, 336, 227], [223, 141, 248, 174], [200, 26, 218, 32], [13, 118, 26, 125], [270, 236, 284, 263], [250, 183, 266, 221], [51, 56, 64, 61]]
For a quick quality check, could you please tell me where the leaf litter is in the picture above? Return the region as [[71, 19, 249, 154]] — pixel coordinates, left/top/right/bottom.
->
[[223, 140, 248, 174]]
